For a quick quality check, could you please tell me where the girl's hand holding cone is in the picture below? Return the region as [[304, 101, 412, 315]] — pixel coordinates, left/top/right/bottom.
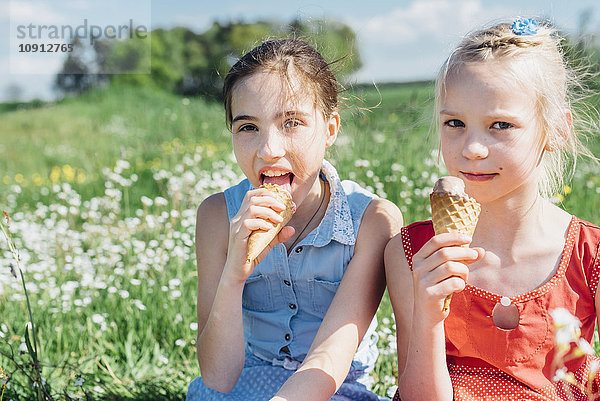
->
[[225, 185, 295, 283], [430, 176, 481, 311], [411, 233, 482, 321], [413, 176, 483, 316]]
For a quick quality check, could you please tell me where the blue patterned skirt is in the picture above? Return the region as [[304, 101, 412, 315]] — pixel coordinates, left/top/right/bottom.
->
[[186, 354, 388, 401]]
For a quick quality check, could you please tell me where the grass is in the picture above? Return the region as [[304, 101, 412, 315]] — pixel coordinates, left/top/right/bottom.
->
[[0, 82, 599, 399]]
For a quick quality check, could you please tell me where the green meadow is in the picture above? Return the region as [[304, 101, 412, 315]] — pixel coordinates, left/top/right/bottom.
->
[[0, 83, 599, 399]]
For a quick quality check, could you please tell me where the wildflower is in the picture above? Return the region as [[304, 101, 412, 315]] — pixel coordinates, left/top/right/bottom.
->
[[62, 165, 75, 182], [74, 375, 84, 386], [32, 173, 43, 186], [155, 197, 168, 206], [553, 367, 568, 382], [573, 338, 595, 357], [49, 166, 61, 183], [190, 322, 198, 331], [550, 308, 581, 345], [141, 196, 153, 207], [91, 314, 105, 325], [76, 171, 86, 184], [553, 367, 576, 384], [564, 185, 572, 195], [589, 360, 600, 383], [175, 339, 186, 347], [133, 299, 146, 310], [354, 159, 370, 168], [115, 160, 130, 171]]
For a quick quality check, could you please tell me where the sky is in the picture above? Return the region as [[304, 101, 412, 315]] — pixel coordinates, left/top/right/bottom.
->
[[0, 0, 599, 102]]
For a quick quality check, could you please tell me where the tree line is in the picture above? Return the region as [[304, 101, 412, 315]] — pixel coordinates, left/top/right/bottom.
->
[[54, 19, 362, 99]]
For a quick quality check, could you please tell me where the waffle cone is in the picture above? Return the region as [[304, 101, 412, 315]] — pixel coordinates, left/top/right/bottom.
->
[[430, 192, 481, 311], [247, 184, 295, 263], [430, 193, 480, 237]]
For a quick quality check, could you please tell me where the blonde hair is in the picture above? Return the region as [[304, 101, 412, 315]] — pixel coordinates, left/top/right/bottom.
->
[[435, 19, 596, 198]]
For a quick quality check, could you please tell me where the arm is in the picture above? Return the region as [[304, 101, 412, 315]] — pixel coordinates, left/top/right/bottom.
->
[[385, 232, 482, 401], [196, 190, 294, 392], [272, 198, 403, 401]]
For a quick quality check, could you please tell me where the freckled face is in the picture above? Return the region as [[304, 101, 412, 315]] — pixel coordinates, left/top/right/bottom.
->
[[439, 60, 545, 204], [230, 70, 337, 206]]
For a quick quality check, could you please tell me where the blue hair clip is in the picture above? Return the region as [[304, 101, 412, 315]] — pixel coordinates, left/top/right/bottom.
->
[[511, 18, 538, 35]]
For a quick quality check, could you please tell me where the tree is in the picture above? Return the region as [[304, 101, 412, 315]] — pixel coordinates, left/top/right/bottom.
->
[[4, 83, 24, 101], [54, 18, 363, 99], [54, 37, 110, 94]]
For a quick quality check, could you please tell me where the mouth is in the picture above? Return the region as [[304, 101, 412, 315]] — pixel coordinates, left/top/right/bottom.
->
[[259, 168, 294, 192], [460, 171, 498, 182]]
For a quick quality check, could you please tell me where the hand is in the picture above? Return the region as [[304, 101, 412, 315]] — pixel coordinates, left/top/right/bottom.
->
[[224, 187, 295, 283], [411, 233, 484, 322]]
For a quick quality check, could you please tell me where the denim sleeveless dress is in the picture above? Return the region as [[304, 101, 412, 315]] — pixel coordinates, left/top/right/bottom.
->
[[186, 160, 388, 401]]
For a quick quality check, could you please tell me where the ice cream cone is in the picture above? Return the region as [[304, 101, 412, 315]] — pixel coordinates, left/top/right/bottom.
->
[[247, 184, 295, 263], [430, 177, 480, 312]]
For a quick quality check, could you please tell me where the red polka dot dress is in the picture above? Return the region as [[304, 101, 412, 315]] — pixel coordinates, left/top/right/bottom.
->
[[393, 217, 600, 401]]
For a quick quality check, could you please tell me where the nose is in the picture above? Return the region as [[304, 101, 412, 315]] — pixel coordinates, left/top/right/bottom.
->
[[462, 129, 489, 160], [256, 125, 286, 161]]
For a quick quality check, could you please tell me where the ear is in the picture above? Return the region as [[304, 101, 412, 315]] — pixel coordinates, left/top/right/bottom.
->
[[325, 111, 340, 148], [544, 110, 572, 152]]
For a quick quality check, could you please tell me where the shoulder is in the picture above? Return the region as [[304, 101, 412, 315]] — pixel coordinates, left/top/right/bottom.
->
[[197, 192, 227, 221], [575, 217, 600, 239], [403, 220, 434, 254], [572, 216, 600, 267], [354, 198, 402, 253], [361, 198, 403, 233], [196, 193, 229, 245], [385, 220, 433, 271]]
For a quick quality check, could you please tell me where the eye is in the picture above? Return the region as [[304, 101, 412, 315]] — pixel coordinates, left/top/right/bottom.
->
[[444, 119, 465, 128], [283, 119, 301, 130], [491, 121, 513, 130], [237, 124, 258, 133]]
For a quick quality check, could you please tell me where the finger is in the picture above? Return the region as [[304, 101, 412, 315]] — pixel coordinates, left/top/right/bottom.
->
[[244, 189, 288, 211], [433, 261, 469, 285], [243, 218, 275, 235], [428, 276, 467, 299], [412, 245, 478, 275], [464, 247, 485, 265], [247, 205, 285, 224], [276, 226, 295, 244], [415, 261, 469, 289], [424, 246, 479, 272], [416, 232, 473, 260]]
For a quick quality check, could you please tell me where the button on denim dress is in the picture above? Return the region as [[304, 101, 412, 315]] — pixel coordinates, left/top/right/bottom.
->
[[187, 161, 388, 401]]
